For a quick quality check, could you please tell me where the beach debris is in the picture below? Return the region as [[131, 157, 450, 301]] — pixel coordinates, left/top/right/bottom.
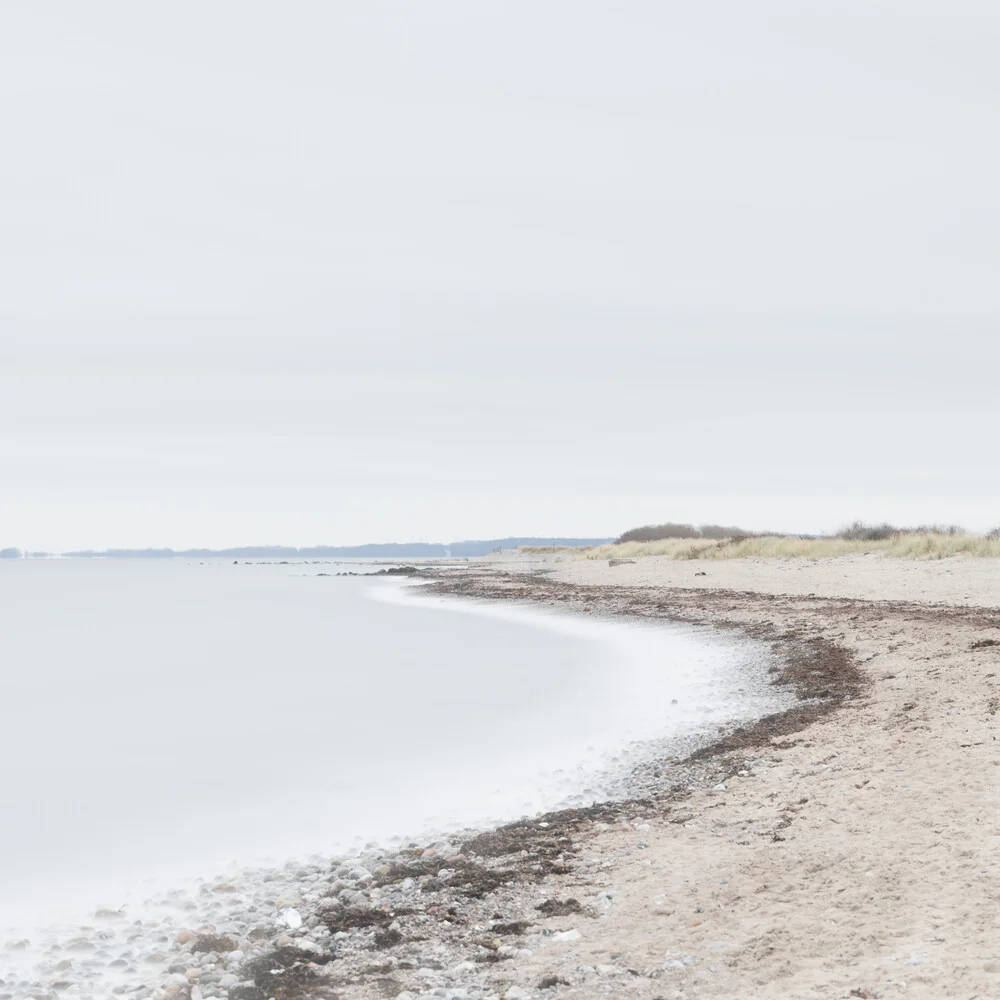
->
[[539, 975, 570, 989], [535, 897, 582, 916]]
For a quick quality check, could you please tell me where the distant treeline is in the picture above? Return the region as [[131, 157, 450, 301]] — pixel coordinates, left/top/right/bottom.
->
[[616, 523, 752, 543], [17, 537, 613, 560]]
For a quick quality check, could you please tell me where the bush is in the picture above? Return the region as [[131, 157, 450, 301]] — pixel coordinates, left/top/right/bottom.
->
[[616, 523, 751, 543], [837, 521, 965, 542], [838, 521, 901, 541], [617, 523, 699, 543], [698, 524, 752, 540], [987, 526, 1000, 540]]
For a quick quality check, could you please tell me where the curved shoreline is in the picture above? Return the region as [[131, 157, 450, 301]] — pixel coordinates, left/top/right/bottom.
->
[[0, 571, 806, 1000], [6, 560, 997, 1000]]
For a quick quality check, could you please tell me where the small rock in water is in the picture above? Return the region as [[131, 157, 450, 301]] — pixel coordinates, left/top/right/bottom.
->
[[278, 908, 302, 930], [504, 988, 530, 1000]]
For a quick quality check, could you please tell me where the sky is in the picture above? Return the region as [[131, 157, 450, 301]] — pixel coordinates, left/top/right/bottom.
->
[[2, 1, 998, 550]]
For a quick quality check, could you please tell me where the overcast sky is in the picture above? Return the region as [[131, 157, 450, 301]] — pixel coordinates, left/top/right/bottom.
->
[[2, 2, 998, 549]]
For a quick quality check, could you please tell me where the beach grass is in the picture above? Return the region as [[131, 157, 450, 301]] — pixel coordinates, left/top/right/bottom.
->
[[577, 533, 1000, 561]]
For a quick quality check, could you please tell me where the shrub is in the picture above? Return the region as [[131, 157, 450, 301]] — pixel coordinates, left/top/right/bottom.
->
[[617, 523, 699, 543], [698, 524, 752, 540], [838, 520, 900, 541], [837, 521, 965, 542], [616, 522, 752, 544]]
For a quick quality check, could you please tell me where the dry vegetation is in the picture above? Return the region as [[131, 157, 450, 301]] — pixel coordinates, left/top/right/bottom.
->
[[584, 531, 1000, 561]]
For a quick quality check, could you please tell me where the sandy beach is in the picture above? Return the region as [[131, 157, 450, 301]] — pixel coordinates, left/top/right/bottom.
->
[[389, 553, 996, 1000], [10, 554, 996, 1000], [340, 553, 997, 1000], [206, 554, 999, 1000]]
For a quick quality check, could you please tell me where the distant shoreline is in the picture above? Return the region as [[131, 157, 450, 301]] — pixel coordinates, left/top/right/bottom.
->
[[0, 537, 611, 561]]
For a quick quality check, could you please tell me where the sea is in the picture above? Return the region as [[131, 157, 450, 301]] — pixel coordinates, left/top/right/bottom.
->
[[0, 558, 782, 941]]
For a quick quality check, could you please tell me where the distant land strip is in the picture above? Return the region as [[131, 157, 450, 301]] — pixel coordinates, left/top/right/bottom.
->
[[5, 538, 612, 560]]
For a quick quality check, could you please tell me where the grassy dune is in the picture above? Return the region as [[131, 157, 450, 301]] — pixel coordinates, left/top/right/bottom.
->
[[580, 533, 1000, 561]]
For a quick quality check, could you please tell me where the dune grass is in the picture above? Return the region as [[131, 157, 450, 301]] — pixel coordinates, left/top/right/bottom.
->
[[580, 533, 1000, 561]]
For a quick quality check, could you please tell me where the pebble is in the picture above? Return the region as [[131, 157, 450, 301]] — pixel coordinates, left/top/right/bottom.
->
[[551, 929, 581, 942]]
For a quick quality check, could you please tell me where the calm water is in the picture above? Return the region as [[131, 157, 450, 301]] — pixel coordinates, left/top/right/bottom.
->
[[0, 559, 777, 930]]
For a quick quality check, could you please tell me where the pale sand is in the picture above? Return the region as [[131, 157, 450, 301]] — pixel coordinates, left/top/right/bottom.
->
[[461, 554, 1000, 998], [548, 551, 1000, 607]]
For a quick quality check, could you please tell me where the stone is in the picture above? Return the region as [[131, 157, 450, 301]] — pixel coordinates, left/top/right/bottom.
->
[[174, 930, 195, 946], [551, 929, 581, 942], [504, 988, 529, 1000], [278, 907, 302, 930]]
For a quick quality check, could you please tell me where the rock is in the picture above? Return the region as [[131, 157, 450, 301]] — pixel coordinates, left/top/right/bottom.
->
[[504, 988, 530, 1000], [278, 907, 302, 930], [550, 929, 581, 942], [174, 930, 195, 946], [710, 783, 726, 793], [163, 974, 188, 988]]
